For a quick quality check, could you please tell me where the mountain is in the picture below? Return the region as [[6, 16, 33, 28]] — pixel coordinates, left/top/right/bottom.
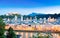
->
[[28, 12, 45, 17], [27, 12, 60, 19]]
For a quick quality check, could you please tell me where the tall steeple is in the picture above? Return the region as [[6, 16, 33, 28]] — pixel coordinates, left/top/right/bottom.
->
[[21, 15, 23, 21], [14, 15, 17, 25]]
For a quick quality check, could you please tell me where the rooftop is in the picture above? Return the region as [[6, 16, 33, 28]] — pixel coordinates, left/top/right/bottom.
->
[[5, 24, 60, 32]]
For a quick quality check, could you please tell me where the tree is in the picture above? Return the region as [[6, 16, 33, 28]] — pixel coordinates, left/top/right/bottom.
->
[[0, 18, 6, 38], [6, 27, 17, 38]]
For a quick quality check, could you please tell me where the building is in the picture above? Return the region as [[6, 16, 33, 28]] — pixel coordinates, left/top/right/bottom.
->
[[5, 24, 60, 38]]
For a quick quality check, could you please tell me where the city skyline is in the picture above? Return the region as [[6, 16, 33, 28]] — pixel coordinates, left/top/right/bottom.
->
[[0, 0, 60, 15]]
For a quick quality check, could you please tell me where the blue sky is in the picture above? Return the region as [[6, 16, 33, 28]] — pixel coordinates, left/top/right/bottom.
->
[[0, 0, 60, 15]]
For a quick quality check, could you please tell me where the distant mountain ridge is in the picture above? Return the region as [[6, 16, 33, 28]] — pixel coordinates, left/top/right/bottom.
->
[[28, 12, 45, 16], [0, 12, 60, 19], [28, 12, 60, 19]]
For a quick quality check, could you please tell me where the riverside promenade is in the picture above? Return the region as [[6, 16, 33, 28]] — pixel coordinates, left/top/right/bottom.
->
[[5, 24, 60, 38]]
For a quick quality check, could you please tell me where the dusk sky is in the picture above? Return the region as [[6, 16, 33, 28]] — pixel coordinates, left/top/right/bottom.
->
[[0, 0, 60, 15]]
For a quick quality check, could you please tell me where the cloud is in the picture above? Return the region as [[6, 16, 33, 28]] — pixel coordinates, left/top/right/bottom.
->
[[0, 6, 60, 15]]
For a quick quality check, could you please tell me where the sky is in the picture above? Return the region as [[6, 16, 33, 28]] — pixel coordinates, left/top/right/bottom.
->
[[0, 0, 60, 15]]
